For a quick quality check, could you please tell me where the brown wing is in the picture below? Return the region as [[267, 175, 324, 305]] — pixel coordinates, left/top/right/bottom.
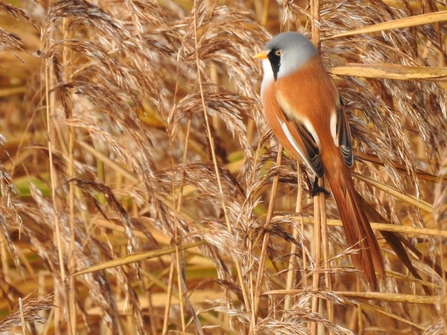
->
[[291, 118, 324, 177], [262, 82, 324, 177]]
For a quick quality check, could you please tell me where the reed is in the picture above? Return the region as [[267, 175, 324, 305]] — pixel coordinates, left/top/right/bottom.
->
[[0, 0, 446, 334]]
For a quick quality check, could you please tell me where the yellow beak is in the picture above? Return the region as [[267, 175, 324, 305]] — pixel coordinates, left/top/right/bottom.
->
[[253, 51, 268, 59]]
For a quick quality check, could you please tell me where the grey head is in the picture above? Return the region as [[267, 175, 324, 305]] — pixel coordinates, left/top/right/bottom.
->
[[263, 32, 318, 81]]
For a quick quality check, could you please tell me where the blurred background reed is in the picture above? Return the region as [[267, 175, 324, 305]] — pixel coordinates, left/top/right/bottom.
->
[[0, 0, 446, 334]]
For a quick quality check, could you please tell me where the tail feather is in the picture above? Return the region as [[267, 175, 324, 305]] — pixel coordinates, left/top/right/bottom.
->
[[324, 157, 385, 288]]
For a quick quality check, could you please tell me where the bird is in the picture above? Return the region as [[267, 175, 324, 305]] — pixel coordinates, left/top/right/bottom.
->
[[254, 32, 385, 288]]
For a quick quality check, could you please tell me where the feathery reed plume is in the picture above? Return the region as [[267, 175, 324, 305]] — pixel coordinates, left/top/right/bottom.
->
[[0, 0, 445, 333]]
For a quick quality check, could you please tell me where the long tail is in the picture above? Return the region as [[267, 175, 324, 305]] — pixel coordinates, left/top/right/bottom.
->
[[323, 154, 385, 289]]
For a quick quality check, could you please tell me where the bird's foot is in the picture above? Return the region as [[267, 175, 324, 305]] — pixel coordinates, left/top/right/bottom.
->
[[310, 176, 330, 197]]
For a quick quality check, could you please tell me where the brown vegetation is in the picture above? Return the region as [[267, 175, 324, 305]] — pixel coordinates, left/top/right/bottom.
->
[[0, 0, 446, 334]]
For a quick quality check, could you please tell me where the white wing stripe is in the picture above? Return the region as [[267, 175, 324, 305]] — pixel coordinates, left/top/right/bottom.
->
[[330, 110, 338, 147], [277, 115, 310, 165]]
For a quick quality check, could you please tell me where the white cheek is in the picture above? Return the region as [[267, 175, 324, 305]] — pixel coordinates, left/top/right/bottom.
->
[[260, 59, 274, 98]]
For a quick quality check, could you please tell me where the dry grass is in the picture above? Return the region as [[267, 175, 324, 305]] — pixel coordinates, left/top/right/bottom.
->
[[0, 0, 446, 334]]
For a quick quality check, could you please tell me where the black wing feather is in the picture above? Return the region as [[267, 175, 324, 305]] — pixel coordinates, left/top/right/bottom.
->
[[336, 99, 353, 167], [293, 121, 324, 178]]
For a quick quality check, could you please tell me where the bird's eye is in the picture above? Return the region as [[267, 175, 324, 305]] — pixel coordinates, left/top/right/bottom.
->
[[275, 50, 283, 56]]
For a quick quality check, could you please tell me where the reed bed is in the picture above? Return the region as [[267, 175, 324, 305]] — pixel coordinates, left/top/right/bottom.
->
[[0, 0, 446, 334]]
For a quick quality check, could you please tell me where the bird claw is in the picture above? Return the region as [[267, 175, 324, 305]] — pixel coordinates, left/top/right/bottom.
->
[[310, 176, 331, 197]]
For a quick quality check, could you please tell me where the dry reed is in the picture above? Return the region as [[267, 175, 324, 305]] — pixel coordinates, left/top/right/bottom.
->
[[0, 0, 446, 334]]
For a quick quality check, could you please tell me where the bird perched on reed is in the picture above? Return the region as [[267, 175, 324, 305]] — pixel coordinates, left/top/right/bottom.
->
[[254, 32, 385, 288]]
